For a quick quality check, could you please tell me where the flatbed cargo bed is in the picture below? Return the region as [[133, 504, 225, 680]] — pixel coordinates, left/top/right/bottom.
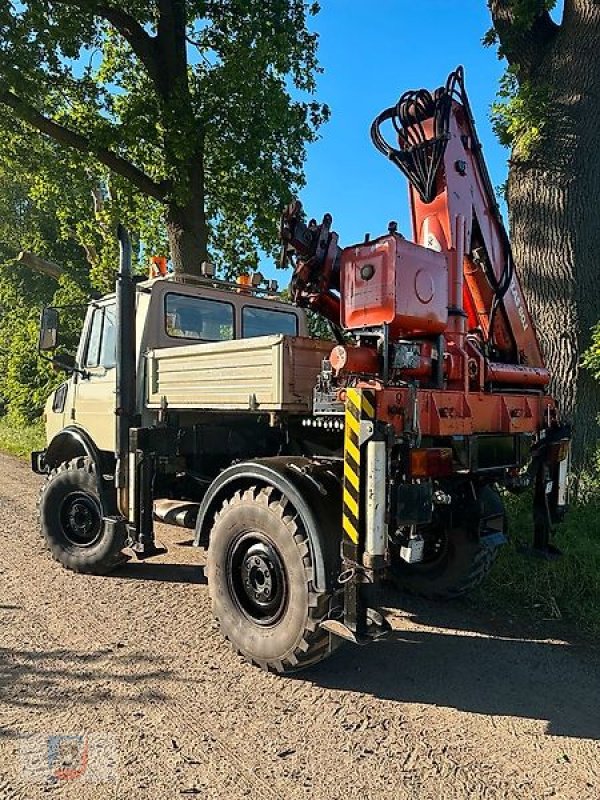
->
[[146, 334, 332, 412]]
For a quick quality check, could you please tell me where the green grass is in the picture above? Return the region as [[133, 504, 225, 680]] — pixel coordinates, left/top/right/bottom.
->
[[475, 490, 600, 637], [0, 417, 45, 459]]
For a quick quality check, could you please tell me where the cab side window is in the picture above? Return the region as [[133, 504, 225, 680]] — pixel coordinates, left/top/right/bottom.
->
[[85, 305, 117, 369], [165, 294, 234, 342]]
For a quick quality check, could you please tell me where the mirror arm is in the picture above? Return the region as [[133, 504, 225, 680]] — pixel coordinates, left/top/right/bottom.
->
[[67, 364, 90, 379], [39, 352, 89, 379]]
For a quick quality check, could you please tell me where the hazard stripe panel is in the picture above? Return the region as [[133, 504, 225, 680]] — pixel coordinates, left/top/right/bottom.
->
[[343, 388, 371, 547], [342, 513, 359, 544]]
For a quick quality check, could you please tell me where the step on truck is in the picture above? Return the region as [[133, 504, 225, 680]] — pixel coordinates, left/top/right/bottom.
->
[[33, 68, 570, 673]]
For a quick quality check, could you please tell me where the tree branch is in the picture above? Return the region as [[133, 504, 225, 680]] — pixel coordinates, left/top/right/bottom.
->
[[488, 0, 560, 74], [157, 0, 189, 91], [48, 0, 161, 88], [0, 88, 168, 201], [97, 4, 161, 84], [17, 251, 63, 280]]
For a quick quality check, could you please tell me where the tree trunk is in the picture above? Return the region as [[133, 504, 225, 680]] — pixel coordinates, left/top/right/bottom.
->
[[155, 2, 209, 277], [506, 3, 600, 465], [166, 158, 209, 276], [166, 200, 208, 276]]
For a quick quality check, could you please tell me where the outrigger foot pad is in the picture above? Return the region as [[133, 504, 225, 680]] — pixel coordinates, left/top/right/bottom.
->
[[320, 607, 392, 645], [130, 542, 167, 560]]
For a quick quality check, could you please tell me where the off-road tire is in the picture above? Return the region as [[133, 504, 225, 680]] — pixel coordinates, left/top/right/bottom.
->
[[389, 485, 505, 600], [39, 456, 126, 575], [207, 486, 337, 673]]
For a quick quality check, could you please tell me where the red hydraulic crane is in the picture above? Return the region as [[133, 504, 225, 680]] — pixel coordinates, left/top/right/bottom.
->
[[280, 67, 570, 564]]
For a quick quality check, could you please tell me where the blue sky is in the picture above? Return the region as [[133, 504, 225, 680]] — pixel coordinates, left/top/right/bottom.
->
[[264, 0, 507, 281]]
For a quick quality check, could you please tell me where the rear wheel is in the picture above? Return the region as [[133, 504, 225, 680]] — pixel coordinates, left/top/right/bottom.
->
[[39, 457, 126, 575], [389, 484, 505, 599], [207, 485, 337, 673]]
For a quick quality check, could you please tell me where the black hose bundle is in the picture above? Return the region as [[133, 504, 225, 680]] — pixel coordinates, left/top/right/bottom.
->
[[370, 67, 465, 203], [487, 227, 515, 342]]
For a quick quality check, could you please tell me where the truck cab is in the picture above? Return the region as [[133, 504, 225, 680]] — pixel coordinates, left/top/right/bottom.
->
[[44, 275, 310, 452]]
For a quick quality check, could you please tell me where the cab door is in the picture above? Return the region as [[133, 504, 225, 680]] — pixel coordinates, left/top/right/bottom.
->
[[72, 303, 117, 451]]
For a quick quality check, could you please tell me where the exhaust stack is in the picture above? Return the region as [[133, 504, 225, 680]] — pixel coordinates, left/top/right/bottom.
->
[[115, 224, 136, 518]]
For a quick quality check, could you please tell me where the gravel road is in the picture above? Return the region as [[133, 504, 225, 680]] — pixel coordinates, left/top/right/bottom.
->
[[1, 452, 599, 799]]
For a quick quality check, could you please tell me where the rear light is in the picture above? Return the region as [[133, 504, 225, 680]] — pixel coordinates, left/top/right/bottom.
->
[[409, 447, 453, 478]]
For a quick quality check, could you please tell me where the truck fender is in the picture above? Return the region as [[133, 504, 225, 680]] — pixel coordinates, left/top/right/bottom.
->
[[35, 426, 118, 515], [194, 457, 343, 593]]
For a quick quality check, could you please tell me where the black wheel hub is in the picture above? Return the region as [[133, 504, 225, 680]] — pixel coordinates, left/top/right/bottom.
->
[[228, 534, 287, 625], [59, 492, 102, 547]]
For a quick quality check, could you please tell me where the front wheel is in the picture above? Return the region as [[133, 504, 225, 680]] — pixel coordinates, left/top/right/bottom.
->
[[38, 457, 126, 575], [207, 485, 337, 673]]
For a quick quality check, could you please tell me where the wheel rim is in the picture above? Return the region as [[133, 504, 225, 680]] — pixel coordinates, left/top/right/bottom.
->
[[59, 492, 102, 548], [227, 532, 288, 626], [417, 523, 449, 566]]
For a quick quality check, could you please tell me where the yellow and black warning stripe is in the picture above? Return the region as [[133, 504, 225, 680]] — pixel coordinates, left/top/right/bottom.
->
[[342, 388, 376, 546]]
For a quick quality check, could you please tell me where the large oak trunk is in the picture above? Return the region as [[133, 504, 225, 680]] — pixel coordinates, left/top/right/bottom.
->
[[506, 3, 600, 464], [166, 200, 208, 277], [165, 156, 208, 277], [509, 162, 600, 461]]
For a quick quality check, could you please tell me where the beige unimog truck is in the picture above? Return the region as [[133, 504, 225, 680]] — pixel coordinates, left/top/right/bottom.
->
[[32, 205, 568, 675], [35, 230, 355, 673]]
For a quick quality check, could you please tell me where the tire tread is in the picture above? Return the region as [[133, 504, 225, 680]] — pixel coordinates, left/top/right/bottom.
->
[[38, 457, 125, 575], [209, 485, 335, 674]]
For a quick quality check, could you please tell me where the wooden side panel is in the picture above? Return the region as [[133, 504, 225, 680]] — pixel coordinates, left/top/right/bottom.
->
[[284, 337, 332, 406], [147, 335, 331, 412]]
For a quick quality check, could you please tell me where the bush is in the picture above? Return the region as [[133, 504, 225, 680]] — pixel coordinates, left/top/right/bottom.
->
[[0, 269, 88, 424], [582, 322, 600, 379]]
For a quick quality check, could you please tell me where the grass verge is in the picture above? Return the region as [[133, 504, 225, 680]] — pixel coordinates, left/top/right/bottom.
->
[[0, 417, 45, 459], [474, 490, 600, 637]]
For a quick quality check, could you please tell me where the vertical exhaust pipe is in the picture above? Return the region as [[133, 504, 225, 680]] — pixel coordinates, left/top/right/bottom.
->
[[115, 224, 136, 518]]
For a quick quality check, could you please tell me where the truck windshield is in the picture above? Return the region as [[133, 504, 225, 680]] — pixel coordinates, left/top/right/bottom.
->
[[165, 294, 234, 341], [242, 306, 298, 338]]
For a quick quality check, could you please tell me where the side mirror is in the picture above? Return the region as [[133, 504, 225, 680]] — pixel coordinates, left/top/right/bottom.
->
[[38, 307, 60, 352]]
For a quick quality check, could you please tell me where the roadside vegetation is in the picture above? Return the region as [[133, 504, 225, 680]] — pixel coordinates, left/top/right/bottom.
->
[[475, 475, 600, 637], [0, 418, 44, 459]]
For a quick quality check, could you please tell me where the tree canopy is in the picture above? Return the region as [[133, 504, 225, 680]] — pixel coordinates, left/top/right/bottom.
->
[[0, 1, 328, 275], [0, 164, 87, 423], [486, 1, 559, 159]]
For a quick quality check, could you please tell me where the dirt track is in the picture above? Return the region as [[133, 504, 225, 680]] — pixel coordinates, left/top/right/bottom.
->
[[0, 452, 599, 799]]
